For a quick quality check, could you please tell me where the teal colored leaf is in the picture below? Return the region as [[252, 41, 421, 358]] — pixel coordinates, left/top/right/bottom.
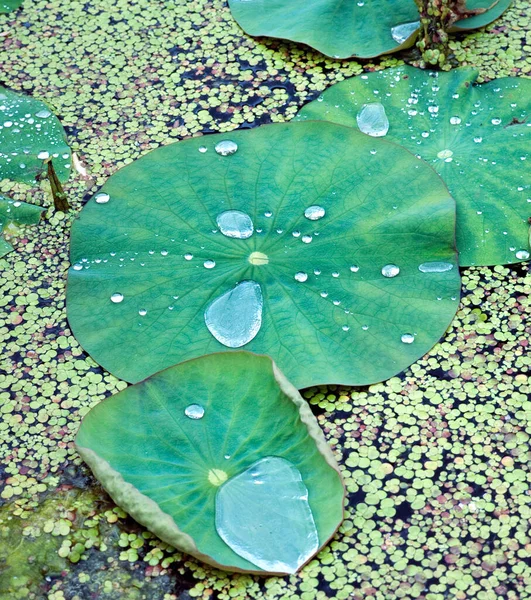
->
[[67, 121, 461, 388], [0, 0, 23, 13], [76, 352, 345, 574], [227, 0, 511, 59], [296, 66, 531, 267], [0, 195, 45, 258], [0, 87, 71, 184]]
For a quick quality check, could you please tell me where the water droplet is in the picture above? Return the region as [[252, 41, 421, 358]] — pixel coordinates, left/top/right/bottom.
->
[[362, 324, 368, 330], [294, 272, 308, 282], [264, 211, 273, 218], [313, 269, 321, 275], [138, 309, 147, 316], [37, 151, 49, 160], [110, 293, 124, 303], [342, 325, 350, 331], [216, 210, 254, 239], [198, 146, 207, 153], [332, 272, 340, 278], [350, 265, 359, 272], [391, 20, 419, 44], [320, 291, 328, 298], [72, 264, 83, 271], [516, 250, 530, 260], [381, 264, 400, 278], [161, 250, 168, 256], [449, 116, 461, 125], [301, 235, 312, 244], [205, 281, 263, 348], [356, 103, 389, 137], [437, 149, 453, 161], [95, 192, 110, 204], [401, 333, 415, 344], [204, 260, 216, 269], [36, 109, 51, 118], [292, 230, 301, 238], [215, 140, 238, 156], [491, 118, 502, 125], [304, 205, 326, 221], [418, 261, 454, 273], [184, 253, 193, 260], [474, 136, 483, 143], [184, 404, 205, 419], [215, 457, 319, 574]]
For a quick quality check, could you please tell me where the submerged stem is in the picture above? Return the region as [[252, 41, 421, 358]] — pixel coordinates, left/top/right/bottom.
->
[[46, 159, 70, 212]]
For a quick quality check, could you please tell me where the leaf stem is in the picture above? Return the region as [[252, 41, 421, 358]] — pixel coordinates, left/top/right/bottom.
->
[[46, 159, 71, 212]]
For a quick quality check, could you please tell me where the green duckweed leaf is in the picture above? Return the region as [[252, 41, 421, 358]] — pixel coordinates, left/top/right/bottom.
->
[[67, 121, 461, 388], [0, 87, 71, 184], [0, 195, 45, 258], [76, 352, 345, 574], [296, 66, 530, 267], [0, 0, 23, 13], [227, 0, 511, 59]]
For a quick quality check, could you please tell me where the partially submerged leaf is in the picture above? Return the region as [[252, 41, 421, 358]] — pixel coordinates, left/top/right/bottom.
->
[[0, 0, 23, 13], [227, 0, 511, 59], [76, 352, 345, 574], [0, 195, 45, 258], [0, 87, 71, 184], [67, 121, 461, 388], [296, 66, 530, 267]]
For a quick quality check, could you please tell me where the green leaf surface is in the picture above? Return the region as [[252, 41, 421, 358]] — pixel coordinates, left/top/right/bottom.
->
[[67, 121, 460, 388], [0, 0, 23, 13], [76, 352, 345, 574], [296, 67, 531, 267], [0, 195, 45, 258], [227, 0, 511, 59], [0, 87, 71, 184]]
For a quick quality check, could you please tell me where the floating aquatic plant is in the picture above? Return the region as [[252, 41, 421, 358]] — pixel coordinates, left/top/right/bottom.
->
[[67, 121, 460, 388], [227, 0, 511, 59], [76, 352, 345, 574], [296, 66, 531, 267], [0, 195, 45, 258]]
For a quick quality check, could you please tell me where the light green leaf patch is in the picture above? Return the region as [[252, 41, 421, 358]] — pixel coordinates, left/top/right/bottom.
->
[[227, 0, 511, 59], [0, 195, 45, 258], [0, 87, 71, 184], [67, 121, 461, 388], [0, 0, 23, 13], [76, 352, 345, 574], [296, 66, 531, 267]]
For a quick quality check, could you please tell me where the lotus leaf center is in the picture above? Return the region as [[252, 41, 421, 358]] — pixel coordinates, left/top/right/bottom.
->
[[208, 468, 229, 486], [248, 251, 269, 266]]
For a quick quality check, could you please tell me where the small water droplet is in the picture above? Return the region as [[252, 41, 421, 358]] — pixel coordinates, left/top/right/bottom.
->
[[381, 264, 400, 278], [185, 404, 205, 419], [204, 260, 216, 269], [342, 325, 350, 332], [72, 264, 83, 271], [37, 151, 49, 160], [216, 210, 254, 239], [301, 235, 312, 244], [474, 136, 483, 143], [264, 211, 273, 218], [401, 333, 415, 344], [304, 205, 326, 221], [36, 109, 51, 118], [356, 103, 389, 137], [294, 272, 308, 282], [491, 118, 502, 125], [184, 253, 193, 260], [215, 140, 238, 156], [418, 261, 454, 273], [362, 324, 368, 330], [516, 250, 530, 260], [320, 291, 328, 298], [161, 250, 168, 256], [110, 293, 124, 303], [139, 309, 147, 316], [391, 20, 419, 44], [332, 272, 340, 278], [198, 146, 208, 153], [95, 192, 110, 204], [292, 230, 301, 238], [350, 265, 359, 272], [449, 116, 461, 125]]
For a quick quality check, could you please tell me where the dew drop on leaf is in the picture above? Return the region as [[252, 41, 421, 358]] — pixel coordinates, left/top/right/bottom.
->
[[216, 210, 254, 239], [184, 404, 205, 420], [401, 333, 415, 344], [294, 272, 308, 282], [356, 103, 389, 137], [515, 249, 530, 260], [418, 261, 454, 273], [215, 140, 238, 156], [381, 264, 400, 278], [304, 205, 326, 221], [390, 21, 419, 44], [110, 293, 124, 303], [95, 193, 110, 204]]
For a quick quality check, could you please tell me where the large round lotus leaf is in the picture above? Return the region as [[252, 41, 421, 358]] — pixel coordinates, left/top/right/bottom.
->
[[296, 67, 530, 267], [67, 121, 460, 388], [0, 195, 45, 258], [76, 352, 345, 574], [227, 0, 511, 59], [0, 0, 23, 13], [0, 87, 71, 184]]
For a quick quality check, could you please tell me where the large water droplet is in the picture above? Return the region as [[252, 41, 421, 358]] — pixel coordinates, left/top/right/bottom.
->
[[294, 272, 308, 282], [95, 192, 110, 204], [36, 109, 51, 118], [516, 249, 530, 260], [401, 333, 415, 344], [381, 264, 400, 278], [301, 235, 313, 244], [110, 293, 124, 303], [215, 140, 238, 156], [37, 151, 50, 160], [391, 20, 420, 44], [215, 457, 319, 574], [216, 210, 254, 239], [304, 205, 325, 221], [418, 261, 454, 273], [204, 260, 216, 269], [356, 103, 389, 137], [205, 281, 263, 348], [184, 404, 205, 420]]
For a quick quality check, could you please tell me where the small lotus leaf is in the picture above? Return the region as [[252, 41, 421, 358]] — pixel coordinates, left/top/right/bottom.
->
[[296, 66, 530, 266], [76, 352, 345, 574], [0, 195, 45, 258], [67, 121, 460, 388], [0, 87, 71, 184], [227, 0, 511, 59]]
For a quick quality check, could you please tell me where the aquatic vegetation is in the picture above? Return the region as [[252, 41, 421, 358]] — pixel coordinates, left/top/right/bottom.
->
[[76, 352, 345, 574], [0, 194, 45, 257], [296, 66, 531, 267]]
